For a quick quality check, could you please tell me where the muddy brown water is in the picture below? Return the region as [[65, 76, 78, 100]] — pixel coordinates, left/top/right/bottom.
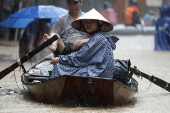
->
[[0, 35, 170, 113]]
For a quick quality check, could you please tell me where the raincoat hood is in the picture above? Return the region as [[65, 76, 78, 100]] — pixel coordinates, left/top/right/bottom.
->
[[160, 5, 170, 17], [101, 32, 116, 50]]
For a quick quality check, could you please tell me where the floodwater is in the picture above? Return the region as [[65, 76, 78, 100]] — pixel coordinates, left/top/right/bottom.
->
[[0, 35, 170, 113]]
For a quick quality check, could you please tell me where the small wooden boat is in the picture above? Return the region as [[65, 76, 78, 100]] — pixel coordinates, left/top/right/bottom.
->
[[21, 58, 138, 106], [1, 35, 169, 106]]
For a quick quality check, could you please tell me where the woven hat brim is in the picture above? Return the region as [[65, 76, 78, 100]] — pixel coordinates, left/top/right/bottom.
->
[[72, 8, 113, 32]]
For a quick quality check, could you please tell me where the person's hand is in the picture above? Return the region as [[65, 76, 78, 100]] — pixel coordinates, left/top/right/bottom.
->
[[42, 34, 50, 42], [73, 40, 82, 49], [44, 53, 54, 59], [50, 57, 60, 64], [73, 39, 89, 49]]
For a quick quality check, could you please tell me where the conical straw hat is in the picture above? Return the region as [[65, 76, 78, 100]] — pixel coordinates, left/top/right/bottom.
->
[[71, 8, 113, 32]]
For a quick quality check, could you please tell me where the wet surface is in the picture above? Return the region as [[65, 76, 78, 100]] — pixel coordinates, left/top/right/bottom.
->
[[0, 35, 170, 113]]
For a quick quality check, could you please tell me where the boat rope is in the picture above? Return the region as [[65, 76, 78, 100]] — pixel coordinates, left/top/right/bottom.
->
[[17, 59, 29, 90], [21, 83, 27, 90], [134, 68, 152, 92], [139, 79, 152, 92], [12, 70, 22, 90]]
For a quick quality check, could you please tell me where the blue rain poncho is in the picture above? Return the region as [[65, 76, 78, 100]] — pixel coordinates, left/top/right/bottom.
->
[[51, 31, 116, 79], [154, 6, 170, 51]]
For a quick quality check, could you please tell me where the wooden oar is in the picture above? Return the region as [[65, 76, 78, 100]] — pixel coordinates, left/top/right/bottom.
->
[[0, 35, 58, 80], [130, 66, 170, 92]]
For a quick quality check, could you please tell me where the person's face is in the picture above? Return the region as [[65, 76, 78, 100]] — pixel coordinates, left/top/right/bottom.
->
[[67, 1, 82, 13], [83, 19, 99, 33]]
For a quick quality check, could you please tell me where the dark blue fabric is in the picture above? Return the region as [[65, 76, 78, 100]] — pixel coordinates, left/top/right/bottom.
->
[[154, 5, 170, 51]]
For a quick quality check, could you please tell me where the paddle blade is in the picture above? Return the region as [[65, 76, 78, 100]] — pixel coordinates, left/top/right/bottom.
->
[[149, 75, 170, 92]]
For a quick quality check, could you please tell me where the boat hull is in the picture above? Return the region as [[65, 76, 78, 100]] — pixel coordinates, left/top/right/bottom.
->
[[21, 74, 137, 106]]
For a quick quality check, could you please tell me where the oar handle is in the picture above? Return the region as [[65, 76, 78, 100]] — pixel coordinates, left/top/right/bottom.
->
[[130, 67, 170, 92], [0, 35, 58, 80]]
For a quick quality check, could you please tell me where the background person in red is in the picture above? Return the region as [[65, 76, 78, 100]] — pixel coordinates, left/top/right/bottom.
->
[[100, 1, 117, 25]]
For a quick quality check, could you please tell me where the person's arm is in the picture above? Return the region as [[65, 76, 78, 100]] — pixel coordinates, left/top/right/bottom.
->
[[44, 17, 63, 52], [73, 38, 89, 49], [59, 35, 107, 66], [42, 33, 58, 52], [27, 34, 36, 53], [50, 57, 60, 64], [25, 20, 41, 53], [44, 18, 62, 52]]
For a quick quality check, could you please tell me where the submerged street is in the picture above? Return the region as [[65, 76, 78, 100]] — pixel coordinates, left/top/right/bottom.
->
[[0, 34, 170, 113]]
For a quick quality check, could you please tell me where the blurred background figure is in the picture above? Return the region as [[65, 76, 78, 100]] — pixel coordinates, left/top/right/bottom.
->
[[154, 5, 170, 51], [167, 6, 170, 17], [143, 10, 158, 26], [19, 18, 54, 61], [124, 0, 141, 26], [100, 1, 117, 25]]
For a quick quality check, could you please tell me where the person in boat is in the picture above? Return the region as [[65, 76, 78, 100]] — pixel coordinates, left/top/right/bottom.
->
[[48, 0, 90, 57], [43, 8, 116, 78]]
